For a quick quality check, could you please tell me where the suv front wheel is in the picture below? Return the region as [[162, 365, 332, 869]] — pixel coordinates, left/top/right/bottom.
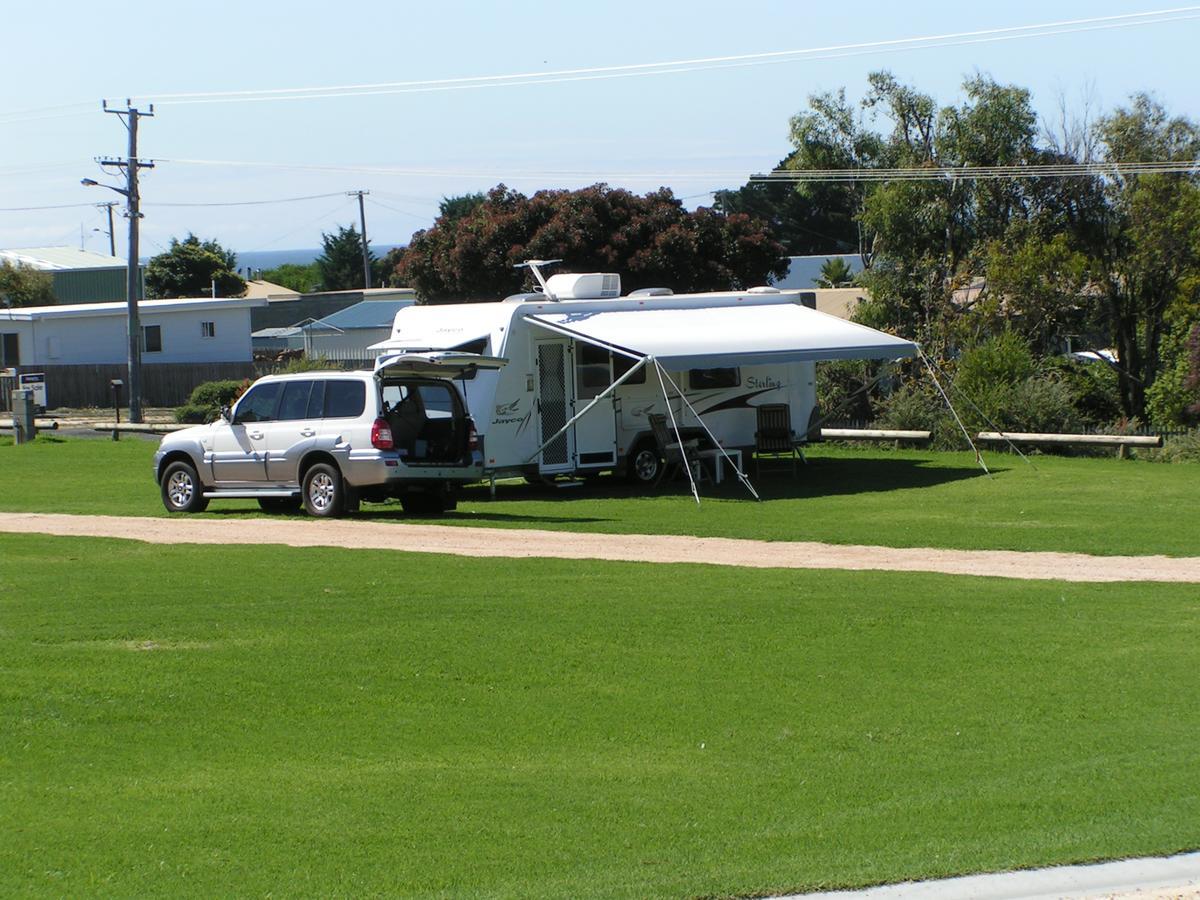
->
[[302, 462, 346, 517], [161, 460, 210, 513]]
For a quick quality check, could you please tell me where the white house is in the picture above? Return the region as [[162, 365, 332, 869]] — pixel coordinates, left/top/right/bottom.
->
[[0, 297, 267, 367]]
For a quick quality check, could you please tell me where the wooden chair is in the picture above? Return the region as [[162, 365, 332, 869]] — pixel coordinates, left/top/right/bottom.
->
[[755, 404, 803, 477]]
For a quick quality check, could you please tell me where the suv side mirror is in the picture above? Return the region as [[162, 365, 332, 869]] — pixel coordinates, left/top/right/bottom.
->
[[219, 404, 231, 423]]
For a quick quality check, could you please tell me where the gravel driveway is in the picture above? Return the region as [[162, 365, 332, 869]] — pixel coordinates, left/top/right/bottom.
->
[[3, 512, 1199, 582]]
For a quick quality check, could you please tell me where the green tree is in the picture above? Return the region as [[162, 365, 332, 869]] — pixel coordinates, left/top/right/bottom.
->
[[438, 192, 486, 221], [817, 257, 855, 287], [259, 262, 320, 293], [857, 73, 1044, 351], [316, 225, 374, 291], [1087, 95, 1200, 420], [715, 89, 884, 256], [145, 234, 246, 299], [0, 260, 56, 306], [393, 184, 787, 303]]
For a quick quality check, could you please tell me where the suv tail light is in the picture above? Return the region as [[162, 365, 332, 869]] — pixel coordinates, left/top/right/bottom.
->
[[371, 417, 394, 450], [466, 417, 479, 452]]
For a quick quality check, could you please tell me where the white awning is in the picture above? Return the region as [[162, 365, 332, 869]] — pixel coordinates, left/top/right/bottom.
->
[[525, 303, 917, 367]]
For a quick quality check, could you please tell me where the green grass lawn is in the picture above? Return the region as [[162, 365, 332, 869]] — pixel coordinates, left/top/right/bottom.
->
[[1, 534, 1198, 897], [2, 435, 1198, 556]]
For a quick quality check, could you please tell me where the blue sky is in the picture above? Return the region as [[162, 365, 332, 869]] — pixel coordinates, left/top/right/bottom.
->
[[1, 1, 1196, 260]]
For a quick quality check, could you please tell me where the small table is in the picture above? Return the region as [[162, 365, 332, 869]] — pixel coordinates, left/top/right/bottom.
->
[[696, 448, 741, 484]]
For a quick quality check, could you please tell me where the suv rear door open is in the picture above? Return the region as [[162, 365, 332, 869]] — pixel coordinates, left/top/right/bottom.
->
[[375, 352, 507, 466]]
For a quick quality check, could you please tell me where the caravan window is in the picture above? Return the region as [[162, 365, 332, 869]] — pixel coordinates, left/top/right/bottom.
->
[[689, 367, 740, 389], [575, 343, 612, 399], [612, 353, 646, 385]]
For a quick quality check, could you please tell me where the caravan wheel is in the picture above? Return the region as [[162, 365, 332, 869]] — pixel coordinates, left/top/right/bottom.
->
[[626, 443, 662, 485]]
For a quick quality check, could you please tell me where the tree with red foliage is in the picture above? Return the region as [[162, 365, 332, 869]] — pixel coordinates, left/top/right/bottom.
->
[[393, 184, 787, 303]]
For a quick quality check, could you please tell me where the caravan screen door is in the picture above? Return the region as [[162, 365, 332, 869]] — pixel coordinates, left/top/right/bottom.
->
[[536, 341, 574, 473]]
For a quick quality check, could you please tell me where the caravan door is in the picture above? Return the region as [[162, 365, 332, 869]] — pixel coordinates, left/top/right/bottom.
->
[[535, 339, 575, 473], [572, 342, 617, 468]]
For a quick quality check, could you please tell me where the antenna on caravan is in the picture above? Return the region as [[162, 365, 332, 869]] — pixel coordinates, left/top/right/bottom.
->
[[515, 259, 562, 300]]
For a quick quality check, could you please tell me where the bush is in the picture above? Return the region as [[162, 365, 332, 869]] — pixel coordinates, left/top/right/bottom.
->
[[816, 359, 880, 424], [876, 380, 960, 449], [187, 379, 243, 409], [1145, 430, 1200, 463], [174, 379, 244, 424], [174, 403, 214, 424], [1044, 357, 1123, 427]]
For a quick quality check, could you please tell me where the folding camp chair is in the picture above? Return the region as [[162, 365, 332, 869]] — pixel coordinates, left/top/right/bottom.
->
[[754, 404, 804, 477], [648, 413, 706, 485]]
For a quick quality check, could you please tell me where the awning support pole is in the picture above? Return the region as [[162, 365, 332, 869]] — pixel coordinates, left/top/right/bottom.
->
[[654, 363, 760, 501], [918, 348, 989, 475], [522, 355, 650, 465], [653, 359, 701, 505]]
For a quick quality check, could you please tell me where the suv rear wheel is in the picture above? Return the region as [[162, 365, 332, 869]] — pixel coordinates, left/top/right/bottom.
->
[[302, 463, 345, 517]]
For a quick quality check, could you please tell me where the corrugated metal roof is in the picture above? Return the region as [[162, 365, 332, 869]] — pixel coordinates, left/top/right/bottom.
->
[[311, 299, 415, 330], [0, 246, 126, 271]]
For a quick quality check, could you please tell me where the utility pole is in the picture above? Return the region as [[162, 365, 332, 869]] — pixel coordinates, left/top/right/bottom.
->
[[348, 190, 371, 289], [96, 202, 118, 256], [98, 100, 154, 423]]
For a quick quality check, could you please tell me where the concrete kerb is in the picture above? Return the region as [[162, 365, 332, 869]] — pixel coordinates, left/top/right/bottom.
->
[[777, 851, 1200, 900]]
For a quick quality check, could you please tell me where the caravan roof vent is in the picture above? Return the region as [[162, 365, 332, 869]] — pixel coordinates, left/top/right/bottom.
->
[[544, 273, 621, 300], [629, 287, 673, 297], [504, 292, 544, 303], [747, 286, 781, 294]]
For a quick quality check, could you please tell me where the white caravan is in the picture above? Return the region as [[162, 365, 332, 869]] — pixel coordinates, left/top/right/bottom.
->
[[371, 270, 917, 489]]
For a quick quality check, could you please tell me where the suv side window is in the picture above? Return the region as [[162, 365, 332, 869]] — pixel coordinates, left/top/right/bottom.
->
[[233, 382, 282, 424], [324, 380, 366, 419], [306, 380, 327, 418], [277, 380, 314, 421]]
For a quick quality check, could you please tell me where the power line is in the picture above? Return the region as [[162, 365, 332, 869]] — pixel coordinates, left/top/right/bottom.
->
[[751, 160, 1200, 182], [146, 190, 350, 208], [241, 198, 358, 253], [114, 7, 1200, 107], [156, 156, 764, 180], [365, 196, 436, 222], [0, 201, 99, 212]]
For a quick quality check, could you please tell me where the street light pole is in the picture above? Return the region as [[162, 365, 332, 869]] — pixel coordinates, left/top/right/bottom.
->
[[85, 100, 155, 423]]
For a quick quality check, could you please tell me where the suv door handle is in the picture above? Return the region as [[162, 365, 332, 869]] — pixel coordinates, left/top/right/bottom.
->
[[248, 430, 264, 440], [300, 428, 315, 437]]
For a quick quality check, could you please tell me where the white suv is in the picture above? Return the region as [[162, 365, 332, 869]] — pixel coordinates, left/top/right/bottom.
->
[[154, 353, 503, 517]]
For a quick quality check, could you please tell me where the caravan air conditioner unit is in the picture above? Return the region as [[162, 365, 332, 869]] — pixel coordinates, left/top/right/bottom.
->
[[545, 273, 621, 300]]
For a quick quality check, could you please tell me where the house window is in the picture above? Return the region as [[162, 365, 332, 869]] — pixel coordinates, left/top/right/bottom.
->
[[1, 333, 18, 366], [141, 324, 162, 353], [201, 321, 216, 338]]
